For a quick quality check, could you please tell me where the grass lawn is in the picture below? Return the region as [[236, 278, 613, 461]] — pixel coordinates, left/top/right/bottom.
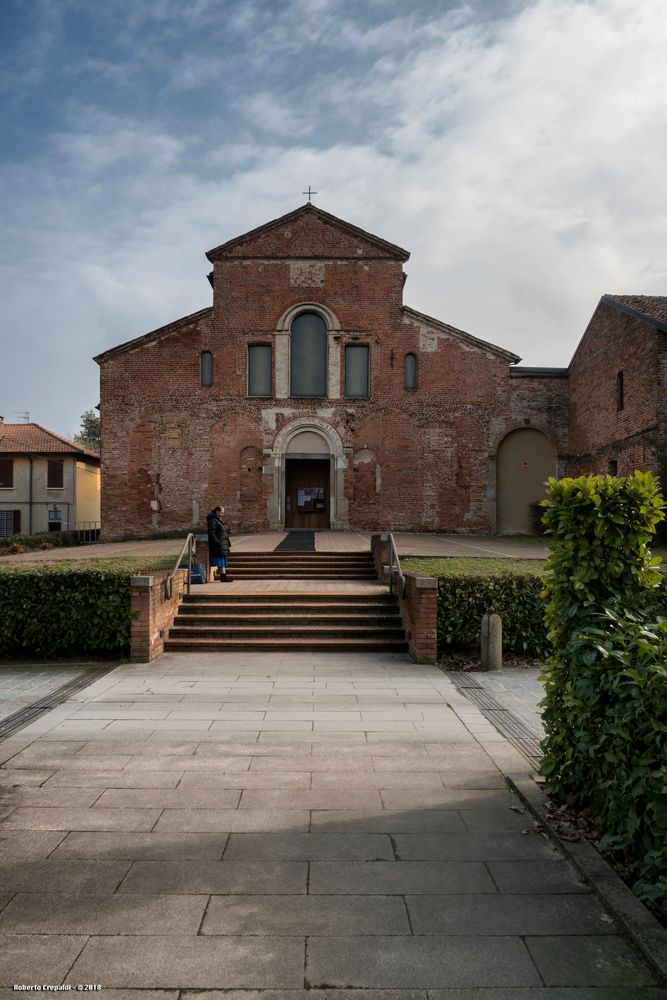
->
[[0, 555, 178, 574], [401, 556, 546, 577]]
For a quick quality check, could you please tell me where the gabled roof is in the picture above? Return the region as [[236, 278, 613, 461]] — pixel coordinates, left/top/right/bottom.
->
[[602, 294, 667, 333], [0, 423, 99, 460], [94, 307, 212, 364], [205, 203, 411, 262], [402, 306, 521, 363]]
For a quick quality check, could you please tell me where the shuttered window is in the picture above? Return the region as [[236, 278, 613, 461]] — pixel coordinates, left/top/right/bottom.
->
[[345, 345, 369, 398], [47, 460, 64, 488], [0, 459, 13, 488], [248, 345, 272, 397], [0, 511, 19, 537]]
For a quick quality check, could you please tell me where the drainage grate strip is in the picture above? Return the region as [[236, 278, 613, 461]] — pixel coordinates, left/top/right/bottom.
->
[[447, 671, 544, 766], [0, 667, 115, 742]]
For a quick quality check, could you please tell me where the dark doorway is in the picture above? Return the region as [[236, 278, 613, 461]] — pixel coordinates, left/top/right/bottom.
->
[[285, 458, 330, 529]]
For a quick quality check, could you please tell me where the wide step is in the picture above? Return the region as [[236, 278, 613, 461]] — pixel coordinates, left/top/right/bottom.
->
[[167, 550, 407, 654]]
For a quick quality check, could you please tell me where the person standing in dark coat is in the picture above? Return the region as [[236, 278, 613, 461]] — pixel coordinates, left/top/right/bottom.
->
[[206, 505, 232, 582]]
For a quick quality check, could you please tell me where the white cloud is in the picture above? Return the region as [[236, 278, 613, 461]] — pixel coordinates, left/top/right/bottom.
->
[[3, 0, 667, 435]]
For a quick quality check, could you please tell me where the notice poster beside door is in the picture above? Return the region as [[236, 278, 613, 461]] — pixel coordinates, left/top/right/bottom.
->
[[284, 458, 330, 529]]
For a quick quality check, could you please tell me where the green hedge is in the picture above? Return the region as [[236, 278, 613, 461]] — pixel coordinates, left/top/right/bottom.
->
[[437, 574, 549, 657], [540, 471, 667, 911], [0, 567, 132, 657], [542, 611, 667, 908]]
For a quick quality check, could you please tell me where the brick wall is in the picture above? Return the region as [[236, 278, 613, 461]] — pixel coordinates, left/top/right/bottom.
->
[[568, 300, 659, 476], [97, 207, 570, 540]]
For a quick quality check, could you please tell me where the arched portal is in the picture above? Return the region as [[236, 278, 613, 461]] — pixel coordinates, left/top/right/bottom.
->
[[268, 418, 348, 530], [496, 428, 557, 534]]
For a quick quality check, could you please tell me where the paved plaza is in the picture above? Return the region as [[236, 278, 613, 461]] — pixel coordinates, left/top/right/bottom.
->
[[0, 651, 664, 997]]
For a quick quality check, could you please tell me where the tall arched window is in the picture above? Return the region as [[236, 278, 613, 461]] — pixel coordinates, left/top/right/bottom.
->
[[200, 351, 213, 387], [290, 313, 327, 397], [404, 352, 417, 390]]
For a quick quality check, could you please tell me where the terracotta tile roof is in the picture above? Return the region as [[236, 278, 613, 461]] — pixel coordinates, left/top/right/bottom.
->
[[603, 295, 667, 331], [0, 423, 100, 460]]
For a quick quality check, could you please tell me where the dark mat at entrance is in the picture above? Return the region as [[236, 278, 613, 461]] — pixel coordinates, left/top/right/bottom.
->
[[275, 531, 316, 551]]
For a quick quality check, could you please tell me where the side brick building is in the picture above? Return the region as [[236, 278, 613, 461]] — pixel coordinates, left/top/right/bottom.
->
[[94, 204, 665, 540]]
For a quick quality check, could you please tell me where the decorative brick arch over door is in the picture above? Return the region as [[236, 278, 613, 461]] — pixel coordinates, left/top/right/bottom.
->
[[267, 417, 349, 530], [496, 428, 557, 534]]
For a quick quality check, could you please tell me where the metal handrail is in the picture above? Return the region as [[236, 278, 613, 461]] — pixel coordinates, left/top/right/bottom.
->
[[386, 531, 405, 597], [165, 532, 196, 599]]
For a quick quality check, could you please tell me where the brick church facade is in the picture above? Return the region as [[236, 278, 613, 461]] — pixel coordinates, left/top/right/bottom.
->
[[95, 204, 667, 541]]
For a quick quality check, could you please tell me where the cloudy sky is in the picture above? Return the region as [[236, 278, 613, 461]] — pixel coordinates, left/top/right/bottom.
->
[[1, 0, 666, 438]]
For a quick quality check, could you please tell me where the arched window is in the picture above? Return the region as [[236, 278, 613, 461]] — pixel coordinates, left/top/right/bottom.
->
[[200, 351, 213, 387], [290, 313, 327, 397], [404, 352, 417, 390]]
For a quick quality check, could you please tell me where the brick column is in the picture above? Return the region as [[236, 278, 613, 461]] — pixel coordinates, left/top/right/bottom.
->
[[398, 572, 438, 664], [130, 569, 187, 663]]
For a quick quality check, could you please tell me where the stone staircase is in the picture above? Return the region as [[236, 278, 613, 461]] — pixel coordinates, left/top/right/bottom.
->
[[163, 550, 408, 653], [223, 550, 378, 580]]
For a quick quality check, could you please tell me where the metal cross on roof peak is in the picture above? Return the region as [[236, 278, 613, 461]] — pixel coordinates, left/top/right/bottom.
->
[[302, 186, 317, 203]]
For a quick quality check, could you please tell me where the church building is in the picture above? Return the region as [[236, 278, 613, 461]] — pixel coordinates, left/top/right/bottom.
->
[[95, 204, 666, 541]]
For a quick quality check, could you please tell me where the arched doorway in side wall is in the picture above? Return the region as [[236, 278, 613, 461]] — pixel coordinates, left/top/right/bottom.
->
[[496, 428, 557, 534]]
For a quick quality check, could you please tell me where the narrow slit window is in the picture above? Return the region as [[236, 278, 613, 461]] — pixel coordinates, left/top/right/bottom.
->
[[200, 351, 213, 387], [345, 345, 369, 399], [404, 353, 417, 390], [248, 344, 272, 397], [47, 460, 64, 489], [617, 371, 624, 411]]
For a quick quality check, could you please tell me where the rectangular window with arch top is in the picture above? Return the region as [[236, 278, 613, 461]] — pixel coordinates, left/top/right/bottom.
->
[[248, 344, 272, 397], [0, 459, 13, 488], [345, 345, 370, 399], [47, 459, 64, 489]]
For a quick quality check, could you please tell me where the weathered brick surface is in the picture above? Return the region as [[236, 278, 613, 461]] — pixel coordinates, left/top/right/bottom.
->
[[568, 299, 660, 477], [130, 570, 186, 663], [96, 206, 578, 540]]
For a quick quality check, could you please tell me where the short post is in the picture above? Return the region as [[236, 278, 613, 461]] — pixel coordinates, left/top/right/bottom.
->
[[481, 607, 502, 671]]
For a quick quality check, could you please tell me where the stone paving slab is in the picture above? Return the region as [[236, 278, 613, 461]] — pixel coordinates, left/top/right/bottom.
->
[[223, 832, 394, 861], [0, 892, 207, 935], [52, 831, 229, 860], [0, 933, 88, 986], [68, 935, 306, 988], [406, 894, 617, 936], [308, 860, 496, 894], [155, 808, 311, 832], [202, 894, 410, 935], [525, 936, 658, 987], [309, 809, 467, 833], [393, 832, 559, 861], [118, 859, 307, 894], [1, 806, 162, 830], [305, 935, 542, 988], [0, 858, 130, 893], [1, 649, 663, 994]]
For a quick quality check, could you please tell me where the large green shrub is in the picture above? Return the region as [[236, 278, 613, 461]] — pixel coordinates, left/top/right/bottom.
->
[[437, 575, 548, 657], [0, 567, 132, 657], [552, 612, 667, 907], [540, 471, 667, 910]]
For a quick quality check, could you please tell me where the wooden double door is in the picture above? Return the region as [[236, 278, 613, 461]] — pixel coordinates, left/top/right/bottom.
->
[[284, 458, 330, 529]]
